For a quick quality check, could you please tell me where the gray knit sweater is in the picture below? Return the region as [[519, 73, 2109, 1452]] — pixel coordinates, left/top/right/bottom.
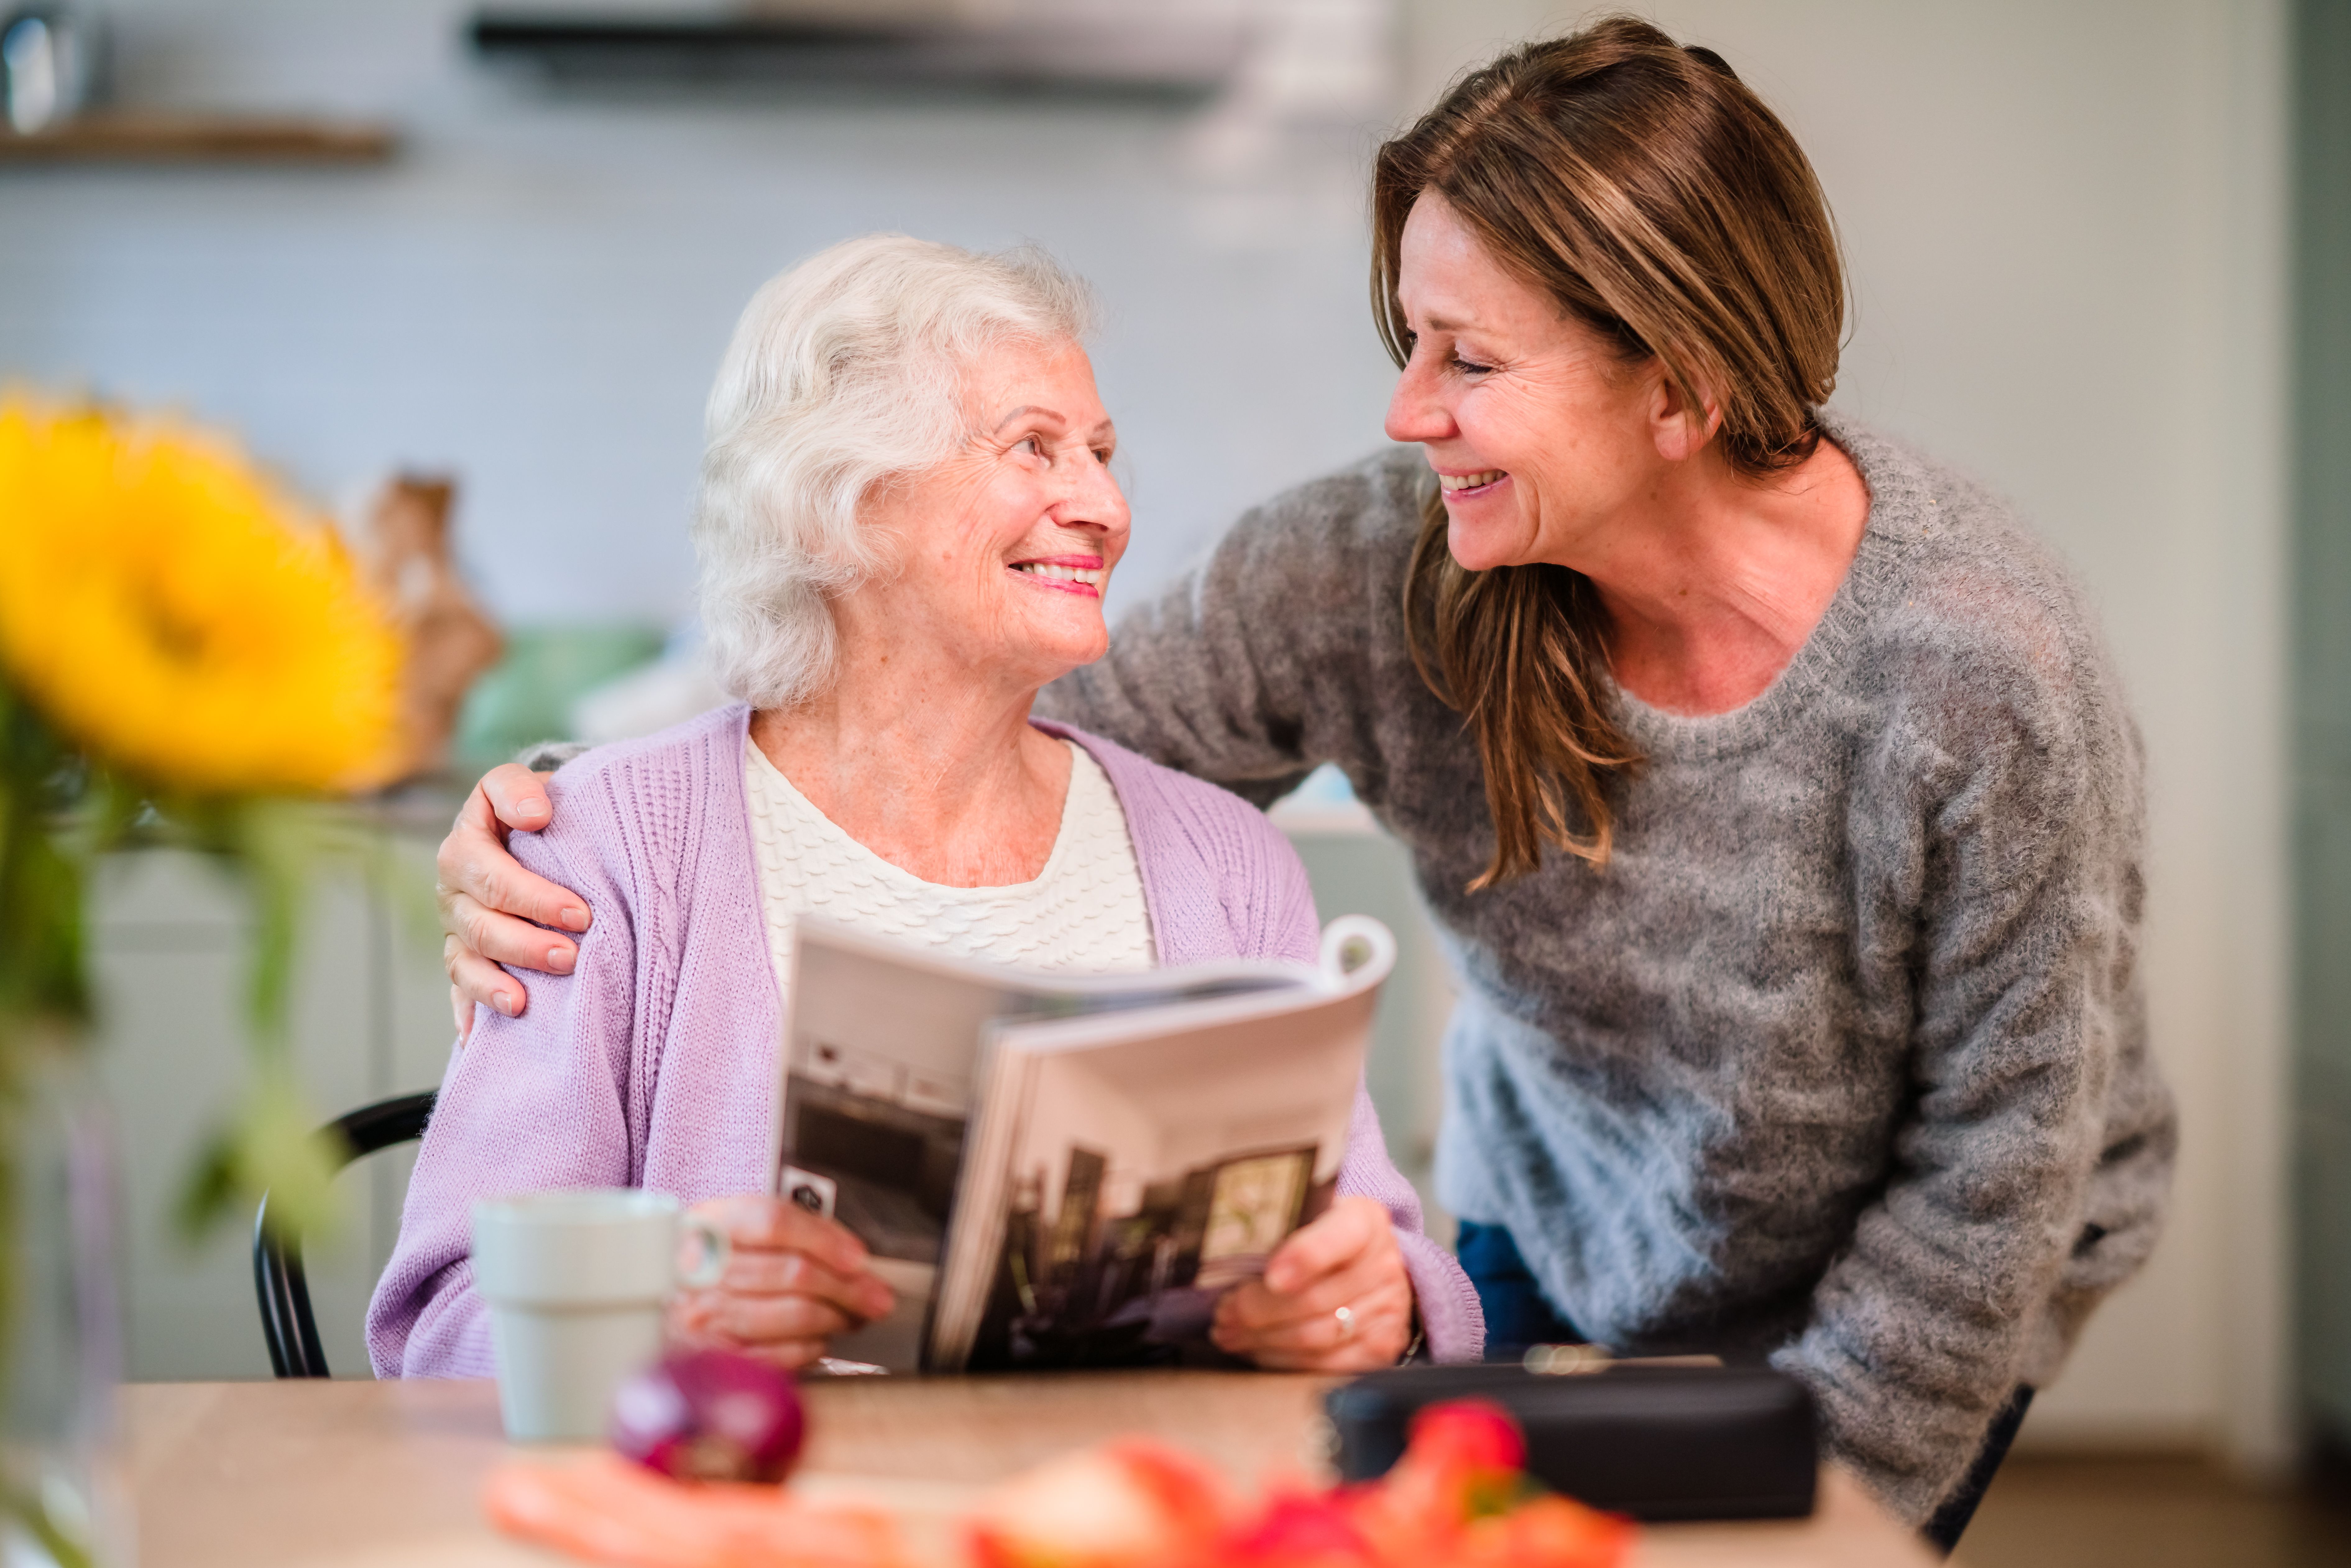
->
[[1041, 416, 2176, 1523]]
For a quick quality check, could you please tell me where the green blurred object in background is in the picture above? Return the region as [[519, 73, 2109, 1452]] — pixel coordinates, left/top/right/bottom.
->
[[452, 624, 667, 774]]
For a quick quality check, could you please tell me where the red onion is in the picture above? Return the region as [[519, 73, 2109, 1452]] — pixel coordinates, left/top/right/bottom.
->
[[609, 1350, 806, 1484]]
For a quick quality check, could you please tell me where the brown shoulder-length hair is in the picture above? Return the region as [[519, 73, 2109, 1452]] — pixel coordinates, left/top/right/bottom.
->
[[1376, 16, 1845, 890]]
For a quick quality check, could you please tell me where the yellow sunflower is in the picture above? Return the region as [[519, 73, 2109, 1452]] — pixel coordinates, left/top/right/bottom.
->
[[0, 395, 405, 795]]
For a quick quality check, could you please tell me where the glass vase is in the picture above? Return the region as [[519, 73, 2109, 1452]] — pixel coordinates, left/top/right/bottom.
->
[[1, 1035, 127, 1568]]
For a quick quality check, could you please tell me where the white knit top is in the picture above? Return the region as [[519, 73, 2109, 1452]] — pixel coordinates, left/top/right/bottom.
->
[[743, 738, 1157, 999]]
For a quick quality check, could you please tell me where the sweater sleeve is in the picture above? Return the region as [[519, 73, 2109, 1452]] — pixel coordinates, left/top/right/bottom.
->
[[1041, 453, 1427, 807], [1769, 649, 2158, 1522], [1342, 1085, 1486, 1363], [1235, 790, 1485, 1363], [365, 778, 642, 1378]]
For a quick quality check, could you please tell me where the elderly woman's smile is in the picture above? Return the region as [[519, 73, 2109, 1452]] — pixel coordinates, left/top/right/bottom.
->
[[1008, 558, 1107, 594]]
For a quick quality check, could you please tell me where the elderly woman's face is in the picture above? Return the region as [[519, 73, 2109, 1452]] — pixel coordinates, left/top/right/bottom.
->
[[1382, 192, 1672, 575], [856, 338, 1129, 688]]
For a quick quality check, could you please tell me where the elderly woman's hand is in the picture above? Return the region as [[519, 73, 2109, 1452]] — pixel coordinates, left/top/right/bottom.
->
[[438, 763, 582, 1038], [665, 1196, 897, 1372], [1209, 1195, 1415, 1371]]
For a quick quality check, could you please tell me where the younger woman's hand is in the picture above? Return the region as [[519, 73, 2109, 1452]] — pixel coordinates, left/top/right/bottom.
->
[[438, 763, 585, 1039], [665, 1196, 897, 1372], [1209, 1195, 1415, 1371]]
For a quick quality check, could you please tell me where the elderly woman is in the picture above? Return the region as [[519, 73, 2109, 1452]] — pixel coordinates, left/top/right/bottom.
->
[[435, 19, 2175, 1552], [367, 237, 1481, 1377]]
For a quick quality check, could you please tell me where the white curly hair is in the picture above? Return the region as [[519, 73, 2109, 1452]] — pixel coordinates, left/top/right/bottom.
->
[[694, 233, 1098, 710]]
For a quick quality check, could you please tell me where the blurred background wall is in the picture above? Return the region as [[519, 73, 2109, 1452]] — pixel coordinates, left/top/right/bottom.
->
[[0, 0, 1406, 629], [0, 0, 2305, 1478]]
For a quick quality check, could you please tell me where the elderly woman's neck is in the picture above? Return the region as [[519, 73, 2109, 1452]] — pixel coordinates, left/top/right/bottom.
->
[[746, 672, 1073, 889]]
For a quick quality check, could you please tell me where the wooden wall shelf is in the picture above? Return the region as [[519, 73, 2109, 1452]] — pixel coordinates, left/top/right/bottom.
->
[[0, 113, 397, 165], [468, 10, 1240, 100]]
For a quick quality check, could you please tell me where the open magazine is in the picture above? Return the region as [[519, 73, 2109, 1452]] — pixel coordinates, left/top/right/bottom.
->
[[771, 916, 1396, 1373]]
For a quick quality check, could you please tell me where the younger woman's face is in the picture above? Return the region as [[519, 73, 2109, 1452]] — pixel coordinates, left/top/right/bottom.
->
[[1383, 192, 1673, 574], [852, 338, 1130, 692]]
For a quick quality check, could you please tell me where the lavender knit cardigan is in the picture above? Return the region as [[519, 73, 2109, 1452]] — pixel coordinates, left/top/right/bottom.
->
[[368, 705, 1483, 1376]]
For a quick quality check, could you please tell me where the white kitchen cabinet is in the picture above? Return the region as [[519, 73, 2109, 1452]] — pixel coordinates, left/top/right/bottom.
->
[[89, 836, 455, 1381]]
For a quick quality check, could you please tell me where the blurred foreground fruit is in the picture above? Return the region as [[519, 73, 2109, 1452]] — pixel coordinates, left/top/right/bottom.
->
[[1382, 1401, 1528, 1520], [967, 1438, 1234, 1568], [1452, 1494, 1636, 1568], [483, 1452, 909, 1568], [488, 1394, 1624, 1568], [611, 1349, 805, 1484], [1214, 1487, 1382, 1567], [969, 1401, 1629, 1568]]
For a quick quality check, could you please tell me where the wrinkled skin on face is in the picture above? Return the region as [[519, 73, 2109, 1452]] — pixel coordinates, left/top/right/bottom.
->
[[840, 336, 1131, 704], [1381, 189, 1870, 718], [1382, 191, 1684, 578], [738, 334, 1131, 893]]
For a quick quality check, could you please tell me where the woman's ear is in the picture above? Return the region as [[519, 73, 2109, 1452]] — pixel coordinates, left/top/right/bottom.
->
[[1647, 368, 1722, 463]]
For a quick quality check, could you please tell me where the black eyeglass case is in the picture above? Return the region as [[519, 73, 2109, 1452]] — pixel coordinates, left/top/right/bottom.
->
[[1323, 1362, 1818, 1522]]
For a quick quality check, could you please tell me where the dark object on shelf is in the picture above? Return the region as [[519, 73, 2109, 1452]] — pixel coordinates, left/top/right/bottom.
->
[[0, 110, 396, 163], [1325, 1360, 1819, 1522], [468, 10, 1245, 101], [2, 4, 107, 133], [252, 1091, 436, 1379]]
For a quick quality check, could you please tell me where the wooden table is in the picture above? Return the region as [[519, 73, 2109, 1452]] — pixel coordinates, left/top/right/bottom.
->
[[125, 1377, 1934, 1568]]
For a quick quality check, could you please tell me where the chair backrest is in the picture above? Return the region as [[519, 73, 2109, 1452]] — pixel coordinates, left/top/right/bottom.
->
[[252, 1090, 436, 1379]]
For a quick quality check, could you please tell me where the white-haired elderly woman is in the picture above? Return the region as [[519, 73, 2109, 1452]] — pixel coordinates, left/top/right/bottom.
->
[[368, 236, 1483, 1377]]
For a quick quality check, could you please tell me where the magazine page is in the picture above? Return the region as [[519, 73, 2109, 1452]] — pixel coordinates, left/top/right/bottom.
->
[[774, 920, 1318, 1370], [927, 917, 1396, 1373]]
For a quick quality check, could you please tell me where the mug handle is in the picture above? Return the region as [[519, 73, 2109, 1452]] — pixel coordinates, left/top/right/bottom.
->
[[677, 1214, 731, 1291]]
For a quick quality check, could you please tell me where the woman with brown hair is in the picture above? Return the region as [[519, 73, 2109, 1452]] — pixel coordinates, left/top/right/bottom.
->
[[434, 17, 2171, 1552]]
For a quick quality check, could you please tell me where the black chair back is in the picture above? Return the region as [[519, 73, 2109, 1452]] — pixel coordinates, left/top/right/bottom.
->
[[252, 1090, 436, 1379]]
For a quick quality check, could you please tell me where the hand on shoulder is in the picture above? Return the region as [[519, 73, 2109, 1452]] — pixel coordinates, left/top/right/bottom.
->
[[439, 761, 588, 1039]]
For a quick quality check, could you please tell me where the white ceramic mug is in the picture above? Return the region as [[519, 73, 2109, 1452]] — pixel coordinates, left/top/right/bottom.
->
[[471, 1189, 729, 1442]]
